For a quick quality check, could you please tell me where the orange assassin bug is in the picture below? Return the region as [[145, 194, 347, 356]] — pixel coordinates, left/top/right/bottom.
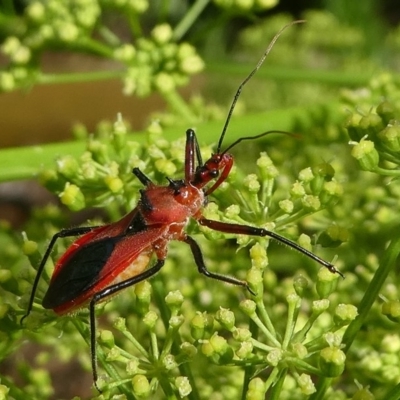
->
[[22, 20, 343, 391]]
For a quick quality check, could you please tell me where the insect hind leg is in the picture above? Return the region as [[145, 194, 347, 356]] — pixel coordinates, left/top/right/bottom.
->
[[21, 225, 100, 325], [184, 235, 255, 295], [88, 258, 165, 392]]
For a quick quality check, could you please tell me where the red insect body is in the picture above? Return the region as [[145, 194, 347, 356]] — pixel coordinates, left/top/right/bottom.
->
[[22, 21, 342, 392]]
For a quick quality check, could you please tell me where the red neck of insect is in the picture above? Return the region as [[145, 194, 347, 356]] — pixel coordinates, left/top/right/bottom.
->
[[192, 152, 233, 196]]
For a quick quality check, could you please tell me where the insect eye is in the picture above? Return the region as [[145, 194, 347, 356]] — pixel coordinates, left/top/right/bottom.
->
[[210, 170, 219, 178]]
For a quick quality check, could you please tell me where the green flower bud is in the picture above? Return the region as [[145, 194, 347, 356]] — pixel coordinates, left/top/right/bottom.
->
[[22, 239, 38, 256], [27, 2, 46, 22], [250, 243, 268, 269], [191, 312, 213, 340], [244, 174, 260, 193], [0, 384, 9, 398], [319, 347, 346, 377], [298, 167, 314, 183], [163, 354, 177, 370], [310, 163, 335, 194], [104, 176, 123, 193], [143, 310, 158, 329], [381, 334, 400, 353], [135, 281, 152, 308], [247, 267, 263, 295], [201, 341, 214, 357], [298, 234, 312, 252], [316, 267, 338, 299], [334, 304, 358, 326], [0, 71, 15, 92], [99, 330, 115, 348], [126, 359, 140, 375], [290, 181, 306, 197], [279, 199, 294, 214], [225, 204, 240, 219], [179, 51, 204, 75], [151, 24, 173, 44], [175, 376, 192, 397], [359, 113, 383, 139], [114, 317, 127, 332], [293, 274, 308, 297], [291, 342, 308, 359], [301, 195, 321, 211], [232, 327, 252, 342], [352, 387, 374, 400], [236, 341, 253, 359], [297, 373, 316, 395], [180, 342, 197, 358], [376, 101, 395, 124], [215, 308, 235, 331], [155, 158, 177, 176], [246, 377, 265, 400], [267, 348, 283, 366], [378, 125, 400, 152], [59, 183, 85, 211], [132, 374, 150, 397], [382, 300, 400, 323], [240, 299, 257, 316], [256, 152, 275, 180], [312, 299, 330, 315], [318, 225, 349, 248], [165, 290, 184, 310], [154, 72, 175, 93], [106, 347, 122, 362], [351, 140, 379, 171], [113, 44, 136, 62]]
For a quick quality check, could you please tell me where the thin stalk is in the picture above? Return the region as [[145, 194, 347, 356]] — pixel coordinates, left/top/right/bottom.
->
[[173, 0, 210, 41], [342, 237, 400, 351]]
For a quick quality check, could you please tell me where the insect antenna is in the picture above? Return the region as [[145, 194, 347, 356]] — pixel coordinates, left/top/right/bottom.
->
[[221, 130, 296, 155], [216, 20, 305, 154]]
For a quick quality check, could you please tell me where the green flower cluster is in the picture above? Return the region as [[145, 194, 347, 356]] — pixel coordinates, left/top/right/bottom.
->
[[345, 73, 400, 176], [0, 0, 203, 115]]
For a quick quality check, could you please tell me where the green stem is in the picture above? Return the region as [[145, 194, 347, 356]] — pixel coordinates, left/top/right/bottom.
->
[[384, 383, 400, 400], [372, 166, 400, 177], [342, 237, 400, 351], [38, 70, 123, 85], [207, 63, 399, 87], [161, 89, 198, 123], [309, 377, 333, 400], [0, 102, 343, 182], [267, 367, 285, 398], [173, 0, 210, 41]]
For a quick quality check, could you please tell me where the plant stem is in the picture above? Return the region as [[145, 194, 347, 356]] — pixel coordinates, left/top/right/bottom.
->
[[342, 236, 400, 351], [0, 101, 343, 182], [173, 0, 210, 41]]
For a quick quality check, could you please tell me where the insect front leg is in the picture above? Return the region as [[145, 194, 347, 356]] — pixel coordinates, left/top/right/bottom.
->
[[88, 258, 165, 392], [21, 226, 100, 324], [184, 235, 254, 294], [198, 218, 343, 277]]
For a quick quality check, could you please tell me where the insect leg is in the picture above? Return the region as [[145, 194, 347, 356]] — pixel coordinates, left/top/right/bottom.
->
[[21, 226, 100, 324], [184, 235, 254, 294], [132, 167, 153, 186], [88, 258, 165, 391], [198, 218, 344, 277]]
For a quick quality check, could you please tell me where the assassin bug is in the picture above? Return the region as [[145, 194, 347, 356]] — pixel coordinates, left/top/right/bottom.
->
[[22, 20, 343, 391]]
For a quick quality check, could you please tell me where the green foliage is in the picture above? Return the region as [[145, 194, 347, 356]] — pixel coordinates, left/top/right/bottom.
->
[[1, 1, 400, 399]]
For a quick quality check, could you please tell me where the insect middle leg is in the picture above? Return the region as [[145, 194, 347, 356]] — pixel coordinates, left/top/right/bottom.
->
[[198, 218, 343, 276]]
